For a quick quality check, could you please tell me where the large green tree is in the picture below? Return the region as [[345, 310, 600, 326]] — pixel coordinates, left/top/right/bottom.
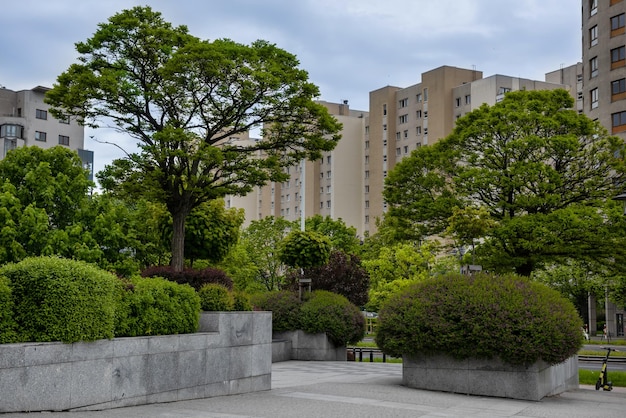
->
[[45, 6, 342, 271], [384, 89, 626, 276]]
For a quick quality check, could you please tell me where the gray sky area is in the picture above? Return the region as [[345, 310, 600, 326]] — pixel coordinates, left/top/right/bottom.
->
[[1, 0, 581, 176]]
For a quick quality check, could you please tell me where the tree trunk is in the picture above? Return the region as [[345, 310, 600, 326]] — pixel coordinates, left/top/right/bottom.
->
[[171, 209, 187, 272]]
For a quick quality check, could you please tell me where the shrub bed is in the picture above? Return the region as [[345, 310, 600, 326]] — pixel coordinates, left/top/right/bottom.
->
[[198, 283, 234, 311], [116, 276, 200, 337], [0, 276, 18, 343], [0, 257, 122, 343], [375, 272, 583, 366], [300, 290, 365, 346], [251, 290, 302, 331], [141, 265, 233, 291]]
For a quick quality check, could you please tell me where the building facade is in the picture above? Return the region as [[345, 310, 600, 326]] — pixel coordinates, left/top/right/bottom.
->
[[0, 86, 93, 180]]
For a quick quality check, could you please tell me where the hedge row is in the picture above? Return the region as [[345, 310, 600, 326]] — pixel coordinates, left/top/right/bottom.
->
[[251, 290, 365, 346]]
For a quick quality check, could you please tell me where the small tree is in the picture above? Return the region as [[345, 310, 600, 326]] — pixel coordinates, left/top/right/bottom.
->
[[279, 230, 331, 269]]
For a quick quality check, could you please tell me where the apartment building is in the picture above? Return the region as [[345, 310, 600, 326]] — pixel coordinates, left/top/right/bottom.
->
[[0, 86, 93, 180], [580, 0, 626, 141]]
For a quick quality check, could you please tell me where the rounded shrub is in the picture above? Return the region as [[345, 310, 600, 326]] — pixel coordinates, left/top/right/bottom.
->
[[250, 290, 301, 332], [375, 272, 583, 366], [300, 290, 365, 346], [0, 257, 122, 343], [0, 275, 19, 344], [116, 276, 200, 337], [198, 283, 234, 311], [233, 291, 253, 311]]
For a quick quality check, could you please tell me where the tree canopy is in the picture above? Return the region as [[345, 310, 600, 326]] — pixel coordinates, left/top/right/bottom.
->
[[45, 6, 342, 271], [384, 89, 626, 276]]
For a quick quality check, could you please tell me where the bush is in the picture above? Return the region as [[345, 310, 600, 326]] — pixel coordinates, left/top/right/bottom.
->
[[0, 276, 19, 343], [141, 265, 233, 291], [1, 257, 122, 343], [375, 272, 583, 365], [251, 290, 301, 331], [233, 291, 253, 311], [198, 283, 234, 311], [300, 290, 365, 346], [116, 276, 200, 337]]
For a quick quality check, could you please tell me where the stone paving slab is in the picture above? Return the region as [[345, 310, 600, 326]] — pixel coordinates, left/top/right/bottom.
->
[[3, 361, 626, 418]]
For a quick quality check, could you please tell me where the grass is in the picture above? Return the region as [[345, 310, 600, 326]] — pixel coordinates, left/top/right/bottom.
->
[[579, 369, 626, 387], [579, 349, 626, 357]]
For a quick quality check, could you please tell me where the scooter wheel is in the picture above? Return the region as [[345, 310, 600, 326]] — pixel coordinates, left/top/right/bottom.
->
[[595, 381, 601, 390]]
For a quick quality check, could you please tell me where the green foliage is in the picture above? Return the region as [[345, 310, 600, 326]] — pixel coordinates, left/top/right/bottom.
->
[[1, 257, 122, 343], [305, 215, 361, 254], [198, 283, 234, 311], [46, 6, 341, 271], [0, 276, 18, 343], [216, 244, 262, 292], [299, 290, 365, 346], [383, 89, 626, 276], [250, 290, 301, 332], [116, 276, 200, 337], [141, 265, 233, 291], [375, 272, 583, 366], [579, 369, 626, 388], [239, 216, 293, 291], [363, 242, 436, 312], [232, 291, 253, 311], [286, 250, 370, 307], [279, 230, 331, 269]]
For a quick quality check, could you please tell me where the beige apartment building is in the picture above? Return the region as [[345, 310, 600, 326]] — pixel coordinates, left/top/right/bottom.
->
[[0, 86, 93, 179]]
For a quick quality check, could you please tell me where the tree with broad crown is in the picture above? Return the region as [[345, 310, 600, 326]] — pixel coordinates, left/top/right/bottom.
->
[[279, 230, 331, 270], [45, 6, 342, 272], [384, 89, 626, 276]]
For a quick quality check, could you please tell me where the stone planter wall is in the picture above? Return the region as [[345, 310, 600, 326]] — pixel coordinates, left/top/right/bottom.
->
[[403, 354, 578, 401], [0, 312, 271, 413], [273, 330, 346, 361]]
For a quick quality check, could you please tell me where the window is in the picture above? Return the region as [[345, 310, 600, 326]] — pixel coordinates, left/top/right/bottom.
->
[[35, 131, 47, 142], [416, 110, 422, 118], [455, 97, 461, 107], [327, 170, 331, 178], [416, 126, 422, 135], [612, 111, 626, 133], [399, 98, 408, 108], [320, 172, 324, 178], [424, 111, 428, 119], [416, 93, 422, 103], [365, 185, 369, 193], [383, 124, 387, 131], [399, 114, 408, 124], [423, 88, 428, 101], [590, 56, 599, 78], [35, 109, 47, 120], [396, 147, 401, 156], [612, 14, 626, 36], [403, 130, 408, 138], [383, 155, 387, 162], [286, 194, 290, 202], [326, 200, 331, 209], [590, 25, 598, 47], [365, 215, 370, 224], [365, 140, 369, 149], [320, 202, 324, 209], [327, 155, 331, 164], [424, 128, 428, 135], [404, 145, 409, 154], [590, 0, 598, 16], [383, 104, 387, 115], [396, 131, 401, 140], [365, 155, 369, 164], [612, 78, 626, 100], [320, 187, 323, 194], [465, 95, 471, 104], [591, 88, 599, 109], [365, 200, 370, 208], [326, 185, 331, 194], [365, 170, 369, 178], [285, 208, 290, 216], [58, 135, 70, 145], [0, 124, 23, 138], [612, 46, 626, 68]]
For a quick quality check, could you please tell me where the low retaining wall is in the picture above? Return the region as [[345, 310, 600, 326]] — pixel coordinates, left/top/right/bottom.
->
[[0, 312, 272, 413], [403, 354, 578, 401], [273, 330, 346, 361]]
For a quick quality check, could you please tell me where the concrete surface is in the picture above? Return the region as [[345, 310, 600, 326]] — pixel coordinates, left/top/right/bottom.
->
[[3, 361, 626, 418]]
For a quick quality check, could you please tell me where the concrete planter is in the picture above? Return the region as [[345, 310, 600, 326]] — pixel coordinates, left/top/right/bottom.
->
[[0, 312, 271, 413], [273, 330, 346, 361], [403, 353, 578, 401]]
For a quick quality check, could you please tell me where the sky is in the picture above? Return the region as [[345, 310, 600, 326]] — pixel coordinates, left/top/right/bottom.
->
[[0, 0, 581, 177]]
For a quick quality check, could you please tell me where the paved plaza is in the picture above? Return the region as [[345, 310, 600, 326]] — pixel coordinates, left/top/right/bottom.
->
[[3, 361, 626, 418]]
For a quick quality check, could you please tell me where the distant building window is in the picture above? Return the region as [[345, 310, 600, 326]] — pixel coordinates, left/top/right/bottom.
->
[[365, 185, 369, 193], [465, 95, 471, 104], [416, 93, 422, 103], [423, 88, 428, 101], [612, 78, 626, 100], [416, 126, 422, 135], [365, 170, 369, 178], [455, 97, 461, 107], [383, 124, 387, 131], [404, 145, 409, 154], [383, 104, 387, 115], [365, 200, 370, 209], [35, 131, 47, 142], [327, 170, 331, 178], [612, 14, 626, 36], [416, 110, 422, 118], [590, 0, 597, 16], [35, 109, 47, 120], [326, 200, 331, 208], [590, 25, 599, 47], [58, 115, 70, 124], [58, 135, 70, 145], [399, 98, 408, 108], [590, 56, 599, 78], [424, 111, 428, 119], [365, 215, 370, 224], [0, 124, 23, 138], [320, 172, 324, 178], [403, 130, 408, 138], [327, 155, 331, 164], [396, 147, 401, 156], [612, 111, 626, 133], [365, 140, 369, 149], [365, 155, 369, 164], [612, 46, 626, 68], [326, 185, 331, 194], [591, 88, 599, 109], [399, 114, 408, 124]]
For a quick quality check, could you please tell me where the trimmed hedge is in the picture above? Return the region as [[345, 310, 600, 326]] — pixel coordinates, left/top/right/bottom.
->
[[300, 290, 365, 346], [0, 257, 122, 343], [233, 291, 253, 311], [141, 266, 233, 291], [251, 290, 302, 332], [375, 272, 583, 366], [0, 276, 18, 344], [198, 283, 234, 311], [116, 276, 200, 337]]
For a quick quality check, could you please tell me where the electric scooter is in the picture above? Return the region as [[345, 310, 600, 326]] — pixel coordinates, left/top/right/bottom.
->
[[595, 347, 618, 391]]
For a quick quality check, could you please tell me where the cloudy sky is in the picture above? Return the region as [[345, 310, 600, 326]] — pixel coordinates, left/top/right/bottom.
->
[[1, 0, 581, 176]]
